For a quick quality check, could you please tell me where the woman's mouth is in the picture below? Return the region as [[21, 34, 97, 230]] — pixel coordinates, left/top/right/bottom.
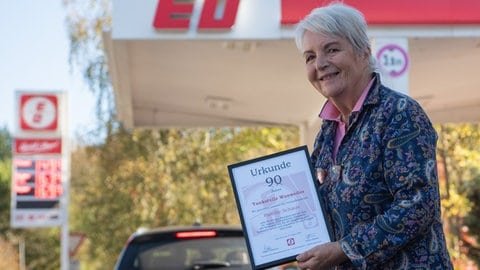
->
[[320, 72, 339, 81]]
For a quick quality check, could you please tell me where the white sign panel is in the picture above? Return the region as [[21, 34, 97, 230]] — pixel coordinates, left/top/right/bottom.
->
[[113, 0, 285, 40], [372, 38, 410, 95], [11, 91, 68, 228]]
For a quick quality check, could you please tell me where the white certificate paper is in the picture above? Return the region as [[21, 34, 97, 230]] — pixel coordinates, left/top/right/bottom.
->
[[228, 146, 332, 269]]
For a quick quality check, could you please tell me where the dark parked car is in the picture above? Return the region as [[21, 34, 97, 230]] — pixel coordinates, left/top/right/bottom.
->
[[114, 225, 251, 270], [114, 224, 298, 270]]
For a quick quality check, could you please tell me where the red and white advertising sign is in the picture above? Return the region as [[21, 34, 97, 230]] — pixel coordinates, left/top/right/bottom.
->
[[113, 0, 480, 40], [19, 94, 58, 132], [12, 91, 68, 229], [153, 0, 240, 29], [14, 138, 62, 155], [152, 0, 480, 31]]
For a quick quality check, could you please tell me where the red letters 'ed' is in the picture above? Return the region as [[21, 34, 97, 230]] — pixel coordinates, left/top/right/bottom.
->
[[153, 0, 240, 30]]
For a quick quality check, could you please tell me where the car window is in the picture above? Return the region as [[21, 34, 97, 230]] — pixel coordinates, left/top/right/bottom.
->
[[117, 237, 250, 270]]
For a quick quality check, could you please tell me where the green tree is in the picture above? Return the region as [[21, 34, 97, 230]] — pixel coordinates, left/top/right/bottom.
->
[[70, 126, 299, 269], [0, 126, 12, 234], [0, 127, 18, 270], [436, 123, 480, 268], [463, 172, 480, 264], [0, 126, 11, 161], [64, 0, 114, 139]]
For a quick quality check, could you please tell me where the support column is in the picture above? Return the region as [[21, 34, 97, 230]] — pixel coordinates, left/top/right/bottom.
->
[[299, 118, 322, 153]]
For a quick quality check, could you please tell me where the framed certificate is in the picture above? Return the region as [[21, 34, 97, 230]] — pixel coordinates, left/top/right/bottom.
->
[[228, 145, 333, 270]]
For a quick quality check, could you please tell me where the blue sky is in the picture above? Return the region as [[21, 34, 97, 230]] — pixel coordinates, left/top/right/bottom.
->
[[0, 0, 96, 139]]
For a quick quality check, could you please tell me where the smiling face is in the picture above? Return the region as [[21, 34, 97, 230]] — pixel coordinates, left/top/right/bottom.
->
[[302, 30, 370, 102]]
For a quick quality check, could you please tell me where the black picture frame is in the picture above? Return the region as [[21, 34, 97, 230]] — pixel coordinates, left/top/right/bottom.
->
[[228, 145, 333, 270]]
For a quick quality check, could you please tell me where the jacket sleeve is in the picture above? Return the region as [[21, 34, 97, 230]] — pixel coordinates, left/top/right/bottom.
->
[[339, 97, 441, 268]]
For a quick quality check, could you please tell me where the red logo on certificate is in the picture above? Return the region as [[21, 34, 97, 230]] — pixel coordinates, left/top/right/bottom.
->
[[287, 238, 295, 246], [19, 94, 58, 131]]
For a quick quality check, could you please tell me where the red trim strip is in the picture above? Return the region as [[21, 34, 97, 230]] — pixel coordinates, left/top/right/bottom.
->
[[281, 0, 480, 25]]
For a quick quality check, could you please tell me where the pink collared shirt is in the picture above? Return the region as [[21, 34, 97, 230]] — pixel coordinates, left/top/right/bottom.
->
[[319, 78, 374, 161]]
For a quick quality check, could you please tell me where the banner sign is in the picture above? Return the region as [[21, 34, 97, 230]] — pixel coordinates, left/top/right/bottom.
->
[[11, 91, 68, 228]]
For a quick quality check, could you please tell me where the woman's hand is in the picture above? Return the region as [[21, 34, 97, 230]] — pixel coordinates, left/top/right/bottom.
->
[[296, 241, 348, 270]]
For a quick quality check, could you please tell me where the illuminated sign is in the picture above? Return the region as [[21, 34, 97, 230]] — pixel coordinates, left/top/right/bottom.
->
[[11, 157, 65, 227], [153, 0, 239, 29], [13, 157, 63, 204]]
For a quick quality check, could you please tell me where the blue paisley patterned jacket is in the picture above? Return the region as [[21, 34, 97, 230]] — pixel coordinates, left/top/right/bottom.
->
[[311, 74, 453, 269]]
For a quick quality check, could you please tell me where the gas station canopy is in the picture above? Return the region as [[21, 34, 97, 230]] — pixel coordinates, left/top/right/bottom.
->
[[105, 0, 480, 131]]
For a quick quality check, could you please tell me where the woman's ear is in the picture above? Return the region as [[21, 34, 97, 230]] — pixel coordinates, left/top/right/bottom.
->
[[364, 48, 371, 60]]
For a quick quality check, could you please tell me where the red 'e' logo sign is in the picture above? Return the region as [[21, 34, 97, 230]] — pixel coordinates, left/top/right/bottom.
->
[[20, 94, 58, 131], [153, 0, 240, 29]]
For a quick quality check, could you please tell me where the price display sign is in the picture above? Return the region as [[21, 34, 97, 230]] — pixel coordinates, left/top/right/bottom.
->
[[228, 146, 332, 270], [11, 91, 68, 229], [11, 156, 65, 227]]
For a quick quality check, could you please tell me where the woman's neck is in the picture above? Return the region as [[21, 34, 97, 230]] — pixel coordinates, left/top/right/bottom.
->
[[331, 72, 372, 122]]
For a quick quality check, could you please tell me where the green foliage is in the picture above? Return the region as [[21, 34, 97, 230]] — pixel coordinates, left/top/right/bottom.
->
[[0, 128, 18, 270], [0, 126, 11, 160], [70, 126, 299, 269], [0, 127, 11, 234], [21, 229, 61, 270], [462, 172, 480, 264], [0, 236, 19, 270], [64, 0, 114, 136], [0, 160, 11, 234], [435, 123, 480, 266]]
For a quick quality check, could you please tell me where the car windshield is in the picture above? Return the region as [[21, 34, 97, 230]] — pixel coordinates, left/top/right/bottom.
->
[[116, 236, 251, 270]]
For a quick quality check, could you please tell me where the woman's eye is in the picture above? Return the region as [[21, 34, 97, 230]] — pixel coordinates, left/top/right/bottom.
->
[[305, 55, 314, 63], [327, 48, 339, 54]]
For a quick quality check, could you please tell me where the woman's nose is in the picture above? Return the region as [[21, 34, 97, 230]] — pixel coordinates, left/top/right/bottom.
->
[[315, 56, 329, 70]]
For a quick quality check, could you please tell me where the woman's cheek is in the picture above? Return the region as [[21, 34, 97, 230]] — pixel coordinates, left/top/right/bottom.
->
[[307, 66, 317, 84]]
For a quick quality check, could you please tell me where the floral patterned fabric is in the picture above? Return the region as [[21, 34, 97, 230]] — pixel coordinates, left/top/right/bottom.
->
[[311, 74, 453, 269]]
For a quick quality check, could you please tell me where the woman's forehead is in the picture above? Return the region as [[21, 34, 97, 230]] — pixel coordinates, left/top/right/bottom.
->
[[303, 31, 348, 49]]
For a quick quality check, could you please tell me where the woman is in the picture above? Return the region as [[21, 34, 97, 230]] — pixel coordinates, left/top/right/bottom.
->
[[294, 3, 453, 269]]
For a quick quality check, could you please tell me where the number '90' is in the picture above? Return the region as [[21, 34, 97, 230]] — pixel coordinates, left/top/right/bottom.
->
[[266, 175, 282, 186]]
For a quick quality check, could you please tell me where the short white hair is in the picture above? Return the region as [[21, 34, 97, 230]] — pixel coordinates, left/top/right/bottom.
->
[[294, 2, 376, 71]]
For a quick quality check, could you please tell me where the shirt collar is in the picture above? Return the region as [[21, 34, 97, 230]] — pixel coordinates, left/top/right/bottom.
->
[[319, 74, 376, 121]]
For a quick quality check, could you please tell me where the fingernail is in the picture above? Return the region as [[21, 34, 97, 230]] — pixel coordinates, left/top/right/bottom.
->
[[316, 169, 326, 184]]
